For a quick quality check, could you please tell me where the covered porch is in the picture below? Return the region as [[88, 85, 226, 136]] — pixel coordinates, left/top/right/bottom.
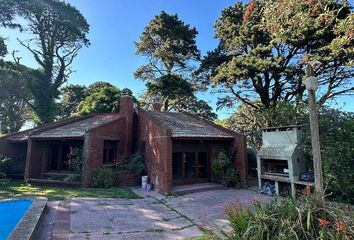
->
[[171, 138, 235, 187], [25, 138, 84, 183]]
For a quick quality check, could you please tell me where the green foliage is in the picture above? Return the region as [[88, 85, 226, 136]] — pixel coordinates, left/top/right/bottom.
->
[[0, 172, 9, 186], [135, 11, 200, 79], [5, 0, 90, 124], [135, 11, 209, 114], [67, 147, 84, 176], [0, 37, 6, 57], [0, 180, 140, 200], [0, 60, 32, 133], [305, 107, 354, 204], [211, 152, 239, 187], [218, 101, 307, 149], [196, 0, 353, 111], [0, 155, 25, 177], [58, 82, 123, 118], [117, 153, 145, 176], [226, 195, 354, 240], [139, 91, 217, 121], [59, 84, 88, 119], [0, 0, 22, 56], [76, 82, 121, 116], [90, 167, 114, 188]]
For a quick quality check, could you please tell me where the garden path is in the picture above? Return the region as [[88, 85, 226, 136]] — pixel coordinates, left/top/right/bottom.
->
[[38, 188, 270, 239]]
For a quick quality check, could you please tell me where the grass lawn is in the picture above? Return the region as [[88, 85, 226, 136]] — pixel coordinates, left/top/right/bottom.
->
[[0, 180, 141, 201]]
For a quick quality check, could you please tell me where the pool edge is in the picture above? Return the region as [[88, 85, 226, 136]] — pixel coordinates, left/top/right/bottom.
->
[[6, 197, 48, 240]]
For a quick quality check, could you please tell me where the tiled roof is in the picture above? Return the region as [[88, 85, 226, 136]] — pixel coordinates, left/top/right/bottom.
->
[[31, 114, 121, 138], [6, 131, 31, 142], [146, 111, 234, 138]]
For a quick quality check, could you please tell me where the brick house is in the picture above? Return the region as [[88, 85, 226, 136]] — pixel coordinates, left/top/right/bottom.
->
[[0, 89, 247, 194]]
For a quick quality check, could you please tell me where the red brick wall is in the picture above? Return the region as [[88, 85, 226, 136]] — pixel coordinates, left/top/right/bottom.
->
[[82, 95, 135, 186], [119, 96, 134, 156], [229, 134, 248, 184], [118, 170, 139, 186], [82, 117, 127, 186], [25, 140, 49, 179], [0, 137, 27, 160], [136, 110, 173, 194]]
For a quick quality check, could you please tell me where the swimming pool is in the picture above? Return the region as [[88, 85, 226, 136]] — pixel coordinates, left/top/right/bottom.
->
[[0, 200, 32, 240]]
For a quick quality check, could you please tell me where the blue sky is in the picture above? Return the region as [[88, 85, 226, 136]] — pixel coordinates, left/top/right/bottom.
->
[[0, 0, 353, 119]]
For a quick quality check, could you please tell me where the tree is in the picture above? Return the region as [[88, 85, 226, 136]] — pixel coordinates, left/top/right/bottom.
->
[[0, 0, 23, 57], [0, 60, 32, 133], [139, 91, 217, 121], [169, 96, 217, 121], [196, 0, 353, 112], [75, 82, 121, 116], [10, 0, 90, 124], [135, 11, 200, 111], [59, 84, 87, 119], [218, 101, 307, 149]]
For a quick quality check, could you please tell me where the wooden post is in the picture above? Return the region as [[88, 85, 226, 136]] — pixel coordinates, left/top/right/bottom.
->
[[305, 65, 324, 195]]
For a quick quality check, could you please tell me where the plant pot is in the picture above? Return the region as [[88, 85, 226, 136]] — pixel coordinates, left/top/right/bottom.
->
[[146, 183, 153, 191]]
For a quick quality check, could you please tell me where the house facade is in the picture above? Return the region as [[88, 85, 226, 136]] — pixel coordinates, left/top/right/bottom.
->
[[0, 89, 247, 194]]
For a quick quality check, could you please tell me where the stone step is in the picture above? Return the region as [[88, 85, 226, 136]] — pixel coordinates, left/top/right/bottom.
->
[[26, 178, 81, 186], [172, 183, 224, 195]]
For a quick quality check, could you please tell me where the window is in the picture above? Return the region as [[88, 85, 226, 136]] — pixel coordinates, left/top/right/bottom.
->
[[103, 140, 118, 163]]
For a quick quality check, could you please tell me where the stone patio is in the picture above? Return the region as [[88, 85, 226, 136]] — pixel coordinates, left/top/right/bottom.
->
[[37, 188, 271, 240]]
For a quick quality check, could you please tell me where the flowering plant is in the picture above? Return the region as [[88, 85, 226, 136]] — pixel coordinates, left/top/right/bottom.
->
[[225, 191, 354, 240]]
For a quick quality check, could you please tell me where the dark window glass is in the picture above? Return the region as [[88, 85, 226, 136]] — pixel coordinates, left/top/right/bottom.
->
[[172, 153, 183, 180], [103, 140, 118, 163]]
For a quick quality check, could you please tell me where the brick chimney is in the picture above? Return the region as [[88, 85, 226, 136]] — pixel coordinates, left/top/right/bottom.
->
[[119, 88, 134, 157], [120, 88, 134, 114], [152, 96, 162, 111]]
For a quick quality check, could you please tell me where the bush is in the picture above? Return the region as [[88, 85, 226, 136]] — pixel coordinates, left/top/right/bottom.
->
[[117, 153, 145, 176], [67, 147, 84, 175], [0, 155, 25, 177], [90, 167, 114, 188], [223, 168, 240, 188], [304, 107, 354, 204], [0, 172, 9, 185], [226, 194, 354, 240], [113, 170, 122, 186], [211, 152, 240, 187]]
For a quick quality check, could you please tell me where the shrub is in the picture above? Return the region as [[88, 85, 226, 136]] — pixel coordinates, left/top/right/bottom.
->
[[304, 107, 354, 204], [223, 168, 240, 188], [211, 152, 240, 187], [318, 108, 354, 204], [67, 147, 84, 175], [113, 170, 122, 186], [225, 194, 354, 240], [90, 167, 114, 188], [0, 155, 25, 177], [0, 172, 9, 185], [117, 153, 145, 176]]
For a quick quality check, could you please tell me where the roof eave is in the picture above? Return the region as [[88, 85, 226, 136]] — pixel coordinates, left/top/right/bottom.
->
[[171, 136, 234, 140]]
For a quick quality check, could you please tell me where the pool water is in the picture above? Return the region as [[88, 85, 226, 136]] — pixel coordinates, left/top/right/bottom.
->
[[0, 200, 32, 240]]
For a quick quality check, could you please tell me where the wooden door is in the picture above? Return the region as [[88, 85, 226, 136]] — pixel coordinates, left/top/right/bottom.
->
[[172, 151, 209, 185]]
